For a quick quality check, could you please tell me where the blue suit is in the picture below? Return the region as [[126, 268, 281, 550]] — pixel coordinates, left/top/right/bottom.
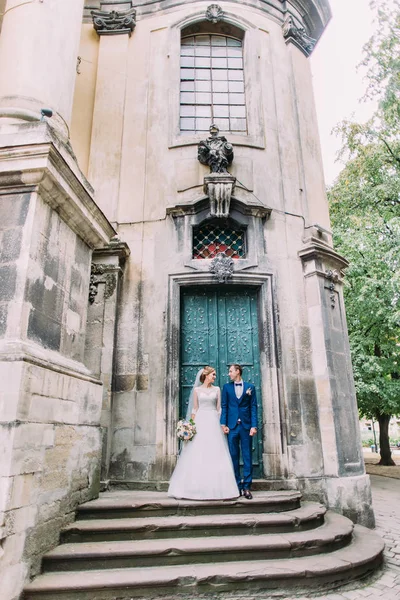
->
[[221, 381, 258, 490]]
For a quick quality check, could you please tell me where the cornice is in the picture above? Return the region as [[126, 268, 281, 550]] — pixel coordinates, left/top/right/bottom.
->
[[83, 0, 331, 44]]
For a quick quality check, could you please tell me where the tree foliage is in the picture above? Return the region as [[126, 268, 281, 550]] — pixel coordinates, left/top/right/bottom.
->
[[328, 0, 400, 465]]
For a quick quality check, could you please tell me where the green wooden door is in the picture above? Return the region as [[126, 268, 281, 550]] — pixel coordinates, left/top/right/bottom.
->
[[180, 287, 263, 477]]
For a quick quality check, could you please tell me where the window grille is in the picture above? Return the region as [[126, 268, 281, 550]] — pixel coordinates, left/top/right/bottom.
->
[[193, 222, 246, 259], [180, 34, 247, 134]]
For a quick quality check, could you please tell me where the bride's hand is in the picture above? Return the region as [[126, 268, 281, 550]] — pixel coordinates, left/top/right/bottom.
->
[[222, 425, 229, 434]]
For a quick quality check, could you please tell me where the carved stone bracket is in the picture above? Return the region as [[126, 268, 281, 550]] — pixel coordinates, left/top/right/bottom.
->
[[282, 14, 316, 57], [206, 4, 224, 23], [198, 124, 236, 218], [325, 269, 340, 309], [88, 264, 118, 304], [91, 7, 136, 36], [210, 252, 234, 283], [203, 173, 236, 218]]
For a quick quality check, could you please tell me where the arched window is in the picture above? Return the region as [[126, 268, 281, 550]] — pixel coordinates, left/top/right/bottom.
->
[[193, 221, 246, 259], [180, 31, 247, 134]]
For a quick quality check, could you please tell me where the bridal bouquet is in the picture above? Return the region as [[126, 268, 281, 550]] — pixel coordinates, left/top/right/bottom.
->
[[176, 418, 197, 442]]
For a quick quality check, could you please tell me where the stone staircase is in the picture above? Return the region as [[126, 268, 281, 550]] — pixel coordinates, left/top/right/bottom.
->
[[24, 490, 384, 600]]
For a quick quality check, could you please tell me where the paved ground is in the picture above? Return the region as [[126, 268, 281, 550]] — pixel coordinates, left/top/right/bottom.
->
[[278, 473, 400, 600]]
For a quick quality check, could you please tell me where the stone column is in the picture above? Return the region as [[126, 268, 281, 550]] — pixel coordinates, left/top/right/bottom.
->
[[0, 0, 85, 139], [88, 1, 136, 223], [85, 239, 130, 484]]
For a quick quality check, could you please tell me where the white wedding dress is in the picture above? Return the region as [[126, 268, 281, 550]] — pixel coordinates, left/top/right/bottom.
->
[[168, 387, 239, 500]]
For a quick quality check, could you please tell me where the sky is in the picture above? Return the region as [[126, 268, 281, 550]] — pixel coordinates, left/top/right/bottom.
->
[[310, 0, 378, 185]]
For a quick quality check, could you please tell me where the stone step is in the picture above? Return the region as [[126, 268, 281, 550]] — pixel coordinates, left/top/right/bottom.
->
[[62, 502, 326, 543], [107, 479, 300, 493], [76, 490, 302, 520], [24, 525, 384, 600], [43, 512, 352, 571]]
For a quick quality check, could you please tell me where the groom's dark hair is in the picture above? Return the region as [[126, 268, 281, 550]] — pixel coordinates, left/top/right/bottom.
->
[[231, 363, 243, 376]]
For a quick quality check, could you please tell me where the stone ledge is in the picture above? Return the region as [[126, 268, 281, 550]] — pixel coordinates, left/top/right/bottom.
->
[[0, 122, 116, 248]]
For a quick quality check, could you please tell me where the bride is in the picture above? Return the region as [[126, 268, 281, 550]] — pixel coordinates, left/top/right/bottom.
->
[[168, 366, 239, 500]]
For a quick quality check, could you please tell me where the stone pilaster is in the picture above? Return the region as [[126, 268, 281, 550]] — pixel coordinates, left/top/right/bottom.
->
[[85, 239, 130, 484], [0, 0, 85, 140], [87, 1, 136, 223], [299, 240, 374, 527]]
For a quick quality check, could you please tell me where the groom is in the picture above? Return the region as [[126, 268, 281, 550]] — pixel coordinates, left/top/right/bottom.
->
[[221, 364, 258, 499]]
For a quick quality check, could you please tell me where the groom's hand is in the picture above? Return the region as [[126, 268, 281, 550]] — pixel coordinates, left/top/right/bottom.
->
[[222, 425, 229, 434], [249, 427, 257, 437]]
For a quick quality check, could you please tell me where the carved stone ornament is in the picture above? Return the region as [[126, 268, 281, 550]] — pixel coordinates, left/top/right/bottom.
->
[[206, 4, 224, 23], [210, 252, 234, 283], [198, 124, 236, 218], [203, 173, 236, 218], [91, 7, 136, 36], [282, 14, 316, 57], [88, 264, 117, 304], [325, 269, 340, 308]]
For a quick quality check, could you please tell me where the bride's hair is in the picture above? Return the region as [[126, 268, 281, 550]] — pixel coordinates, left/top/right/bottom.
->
[[200, 365, 215, 383]]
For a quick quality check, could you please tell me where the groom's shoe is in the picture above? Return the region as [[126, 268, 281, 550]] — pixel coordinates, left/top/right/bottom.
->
[[243, 489, 253, 500]]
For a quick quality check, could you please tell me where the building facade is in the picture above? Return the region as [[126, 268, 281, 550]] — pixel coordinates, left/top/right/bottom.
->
[[0, 1, 375, 598]]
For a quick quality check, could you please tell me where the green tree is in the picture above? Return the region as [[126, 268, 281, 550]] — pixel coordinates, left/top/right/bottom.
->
[[328, 0, 400, 465]]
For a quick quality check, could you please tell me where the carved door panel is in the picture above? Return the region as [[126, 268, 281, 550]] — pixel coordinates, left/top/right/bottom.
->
[[180, 287, 263, 477]]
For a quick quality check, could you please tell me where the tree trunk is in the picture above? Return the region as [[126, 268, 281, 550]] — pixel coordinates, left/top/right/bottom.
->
[[377, 413, 396, 466]]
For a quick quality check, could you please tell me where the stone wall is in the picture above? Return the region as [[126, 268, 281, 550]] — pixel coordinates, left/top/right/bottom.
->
[[0, 124, 115, 600]]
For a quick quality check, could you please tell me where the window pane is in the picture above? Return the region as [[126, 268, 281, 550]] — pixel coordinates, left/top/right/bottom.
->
[[195, 46, 211, 57], [181, 56, 194, 68], [213, 92, 229, 104], [211, 35, 226, 46], [212, 46, 227, 57], [230, 105, 246, 118], [181, 81, 195, 91], [213, 80, 228, 93], [228, 81, 244, 93], [182, 37, 194, 46], [214, 105, 229, 117], [230, 93, 245, 105], [227, 47, 242, 57], [196, 69, 211, 80], [196, 35, 211, 45], [230, 118, 247, 131], [227, 38, 242, 46], [181, 68, 195, 80], [214, 118, 229, 131], [180, 92, 195, 103], [196, 92, 212, 104], [195, 57, 211, 68], [196, 118, 211, 130], [228, 57, 243, 69], [212, 57, 228, 69], [228, 70, 244, 81], [196, 105, 212, 117], [181, 47, 195, 56], [196, 80, 211, 92], [181, 105, 195, 117], [180, 117, 195, 130], [213, 69, 228, 81]]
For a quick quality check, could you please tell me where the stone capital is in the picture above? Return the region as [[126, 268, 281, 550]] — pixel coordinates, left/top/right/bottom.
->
[[91, 5, 136, 36]]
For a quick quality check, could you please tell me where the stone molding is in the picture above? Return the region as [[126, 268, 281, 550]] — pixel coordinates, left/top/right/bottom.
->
[[166, 196, 271, 220], [282, 13, 317, 57], [0, 339, 101, 384], [0, 123, 116, 248], [298, 242, 349, 274], [91, 6, 136, 36]]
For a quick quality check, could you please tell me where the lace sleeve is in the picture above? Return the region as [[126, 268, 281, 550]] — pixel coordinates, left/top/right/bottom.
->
[[192, 388, 199, 416], [216, 387, 221, 414]]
